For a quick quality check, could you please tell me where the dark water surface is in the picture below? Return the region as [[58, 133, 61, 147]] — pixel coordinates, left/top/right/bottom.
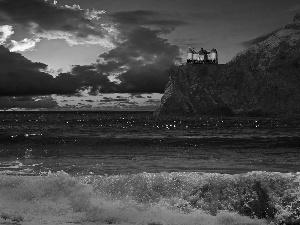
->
[[0, 111, 299, 175]]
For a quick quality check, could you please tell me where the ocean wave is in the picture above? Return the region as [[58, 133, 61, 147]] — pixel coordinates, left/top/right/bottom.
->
[[0, 171, 299, 225]]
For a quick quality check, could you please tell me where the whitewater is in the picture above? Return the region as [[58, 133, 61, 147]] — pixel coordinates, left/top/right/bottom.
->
[[0, 171, 299, 225]]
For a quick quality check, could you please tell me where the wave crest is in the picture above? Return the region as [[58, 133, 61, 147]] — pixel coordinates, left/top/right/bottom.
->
[[0, 171, 299, 224]]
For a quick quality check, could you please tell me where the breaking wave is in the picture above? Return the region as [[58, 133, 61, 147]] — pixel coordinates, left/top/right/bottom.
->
[[0, 171, 299, 225]]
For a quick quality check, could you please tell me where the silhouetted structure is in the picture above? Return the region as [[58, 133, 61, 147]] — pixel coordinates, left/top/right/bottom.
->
[[187, 47, 218, 64]]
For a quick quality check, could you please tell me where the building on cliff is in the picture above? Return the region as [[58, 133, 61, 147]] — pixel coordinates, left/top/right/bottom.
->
[[187, 47, 218, 64], [156, 13, 300, 117]]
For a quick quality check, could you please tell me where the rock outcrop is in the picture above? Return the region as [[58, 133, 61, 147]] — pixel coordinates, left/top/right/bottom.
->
[[293, 13, 300, 23], [156, 15, 300, 116]]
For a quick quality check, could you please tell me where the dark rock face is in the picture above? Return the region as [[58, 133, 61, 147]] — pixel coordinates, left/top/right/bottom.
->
[[156, 15, 300, 116], [294, 13, 300, 22]]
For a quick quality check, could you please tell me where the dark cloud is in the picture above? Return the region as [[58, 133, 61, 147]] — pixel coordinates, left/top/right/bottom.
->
[[11, 96, 34, 101], [100, 97, 130, 103], [0, 7, 184, 96], [116, 65, 170, 93], [100, 97, 114, 103], [115, 96, 130, 102], [0, 45, 53, 95], [65, 10, 185, 94], [85, 99, 94, 102], [0, 0, 111, 48], [109, 10, 187, 28], [0, 0, 105, 38], [114, 98, 129, 102], [0, 96, 57, 109], [64, 104, 75, 108], [99, 27, 178, 93], [240, 29, 280, 48], [72, 25, 181, 93], [65, 65, 113, 95], [0, 45, 113, 95]]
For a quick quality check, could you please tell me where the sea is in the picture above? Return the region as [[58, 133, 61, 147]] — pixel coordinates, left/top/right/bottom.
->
[[0, 111, 299, 225]]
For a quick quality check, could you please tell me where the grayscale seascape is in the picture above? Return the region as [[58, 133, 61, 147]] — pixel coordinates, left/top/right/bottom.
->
[[1, 0, 300, 224]]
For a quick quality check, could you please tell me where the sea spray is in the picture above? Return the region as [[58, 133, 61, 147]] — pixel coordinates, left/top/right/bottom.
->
[[0, 171, 299, 224]]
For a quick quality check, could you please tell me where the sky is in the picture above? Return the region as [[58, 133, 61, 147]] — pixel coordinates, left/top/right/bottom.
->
[[0, 0, 299, 111]]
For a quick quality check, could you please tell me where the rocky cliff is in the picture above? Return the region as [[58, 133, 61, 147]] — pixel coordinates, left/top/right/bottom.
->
[[156, 14, 300, 117]]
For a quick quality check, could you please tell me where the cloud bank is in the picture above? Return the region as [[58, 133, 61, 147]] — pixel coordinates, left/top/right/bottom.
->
[[69, 10, 185, 93], [0, 96, 57, 109], [0, 5, 186, 95], [0, 45, 112, 95], [0, 0, 114, 49]]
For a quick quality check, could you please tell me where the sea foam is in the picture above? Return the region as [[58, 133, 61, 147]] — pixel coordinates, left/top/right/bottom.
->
[[0, 171, 299, 225]]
